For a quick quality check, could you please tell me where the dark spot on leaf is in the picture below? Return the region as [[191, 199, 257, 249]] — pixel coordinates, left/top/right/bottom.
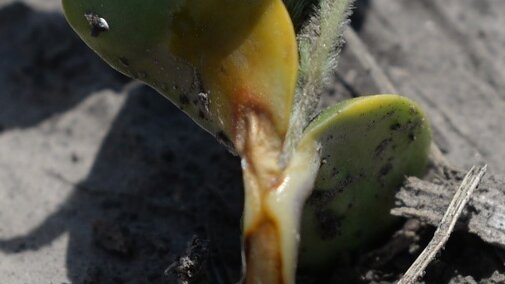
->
[[308, 190, 326, 205], [382, 110, 397, 120], [367, 119, 377, 130], [358, 169, 366, 178], [119, 57, 129, 67], [342, 174, 353, 188], [215, 131, 235, 153], [390, 123, 401, 130], [406, 119, 421, 135], [331, 167, 340, 177], [307, 174, 355, 207], [379, 163, 393, 177], [375, 138, 392, 158], [179, 94, 189, 105], [408, 132, 416, 141], [316, 209, 343, 240], [216, 131, 230, 143]]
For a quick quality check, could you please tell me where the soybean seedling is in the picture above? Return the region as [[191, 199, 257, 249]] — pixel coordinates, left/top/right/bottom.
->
[[62, 0, 431, 283]]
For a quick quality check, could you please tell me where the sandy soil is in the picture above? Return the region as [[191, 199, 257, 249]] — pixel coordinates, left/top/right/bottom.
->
[[0, 0, 504, 283]]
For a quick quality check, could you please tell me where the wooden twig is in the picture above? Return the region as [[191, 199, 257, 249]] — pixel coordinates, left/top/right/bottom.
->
[[397, 165, 487, 284], [393, 166, 505, 249]]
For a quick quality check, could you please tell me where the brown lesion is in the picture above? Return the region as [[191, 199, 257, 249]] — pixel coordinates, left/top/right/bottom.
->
[[235, 107, 288, 283], [233, 89, 284, 177], [244, 219, 284, 284]]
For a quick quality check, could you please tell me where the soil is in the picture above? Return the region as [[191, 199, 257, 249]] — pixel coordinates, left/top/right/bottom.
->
[[0, 0, 504, 283]]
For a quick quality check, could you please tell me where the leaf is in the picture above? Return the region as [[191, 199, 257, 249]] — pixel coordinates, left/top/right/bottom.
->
[[62, 0, 298, 146], [297, 95, 431, 268]]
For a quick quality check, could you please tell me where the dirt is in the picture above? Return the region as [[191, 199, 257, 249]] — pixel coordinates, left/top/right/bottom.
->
[[0, 0, 504, 283]]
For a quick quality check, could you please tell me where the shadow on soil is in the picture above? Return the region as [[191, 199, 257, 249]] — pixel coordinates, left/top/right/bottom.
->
[[0, 3, 243, 283], [0, 2, 126, 131]]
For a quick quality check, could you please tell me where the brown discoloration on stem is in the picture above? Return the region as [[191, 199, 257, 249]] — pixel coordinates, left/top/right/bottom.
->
[[244, 219, 284, 284], [236, 105, 283, 189], [236, 108, 288, 283], [232, 87, 280, 146]]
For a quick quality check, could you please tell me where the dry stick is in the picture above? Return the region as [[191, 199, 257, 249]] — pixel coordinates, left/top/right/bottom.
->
[[393, 174, 505, 248], [397, 165, 487, 284]]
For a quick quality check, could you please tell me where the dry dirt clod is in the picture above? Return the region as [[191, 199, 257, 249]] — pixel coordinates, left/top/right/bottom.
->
[[165, 236, 209, 284]]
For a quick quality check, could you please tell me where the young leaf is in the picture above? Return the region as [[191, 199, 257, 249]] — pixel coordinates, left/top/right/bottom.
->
[[62, 0, 298, 147], [297, 95, 431, 268]]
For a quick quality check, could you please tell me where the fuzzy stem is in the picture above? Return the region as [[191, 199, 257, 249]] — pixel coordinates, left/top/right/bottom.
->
[[281, 0, 354, 166]]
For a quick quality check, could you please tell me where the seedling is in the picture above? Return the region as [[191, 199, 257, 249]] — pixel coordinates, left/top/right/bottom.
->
[[62, 0, 431, 283]]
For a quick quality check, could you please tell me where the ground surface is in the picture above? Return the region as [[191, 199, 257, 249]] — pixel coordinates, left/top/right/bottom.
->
[[0, 0, 504, 283]]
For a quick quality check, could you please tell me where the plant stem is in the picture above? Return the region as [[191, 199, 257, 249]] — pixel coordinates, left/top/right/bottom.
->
[[237, 112, 320, 283], [282, 0, 354, 166]]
